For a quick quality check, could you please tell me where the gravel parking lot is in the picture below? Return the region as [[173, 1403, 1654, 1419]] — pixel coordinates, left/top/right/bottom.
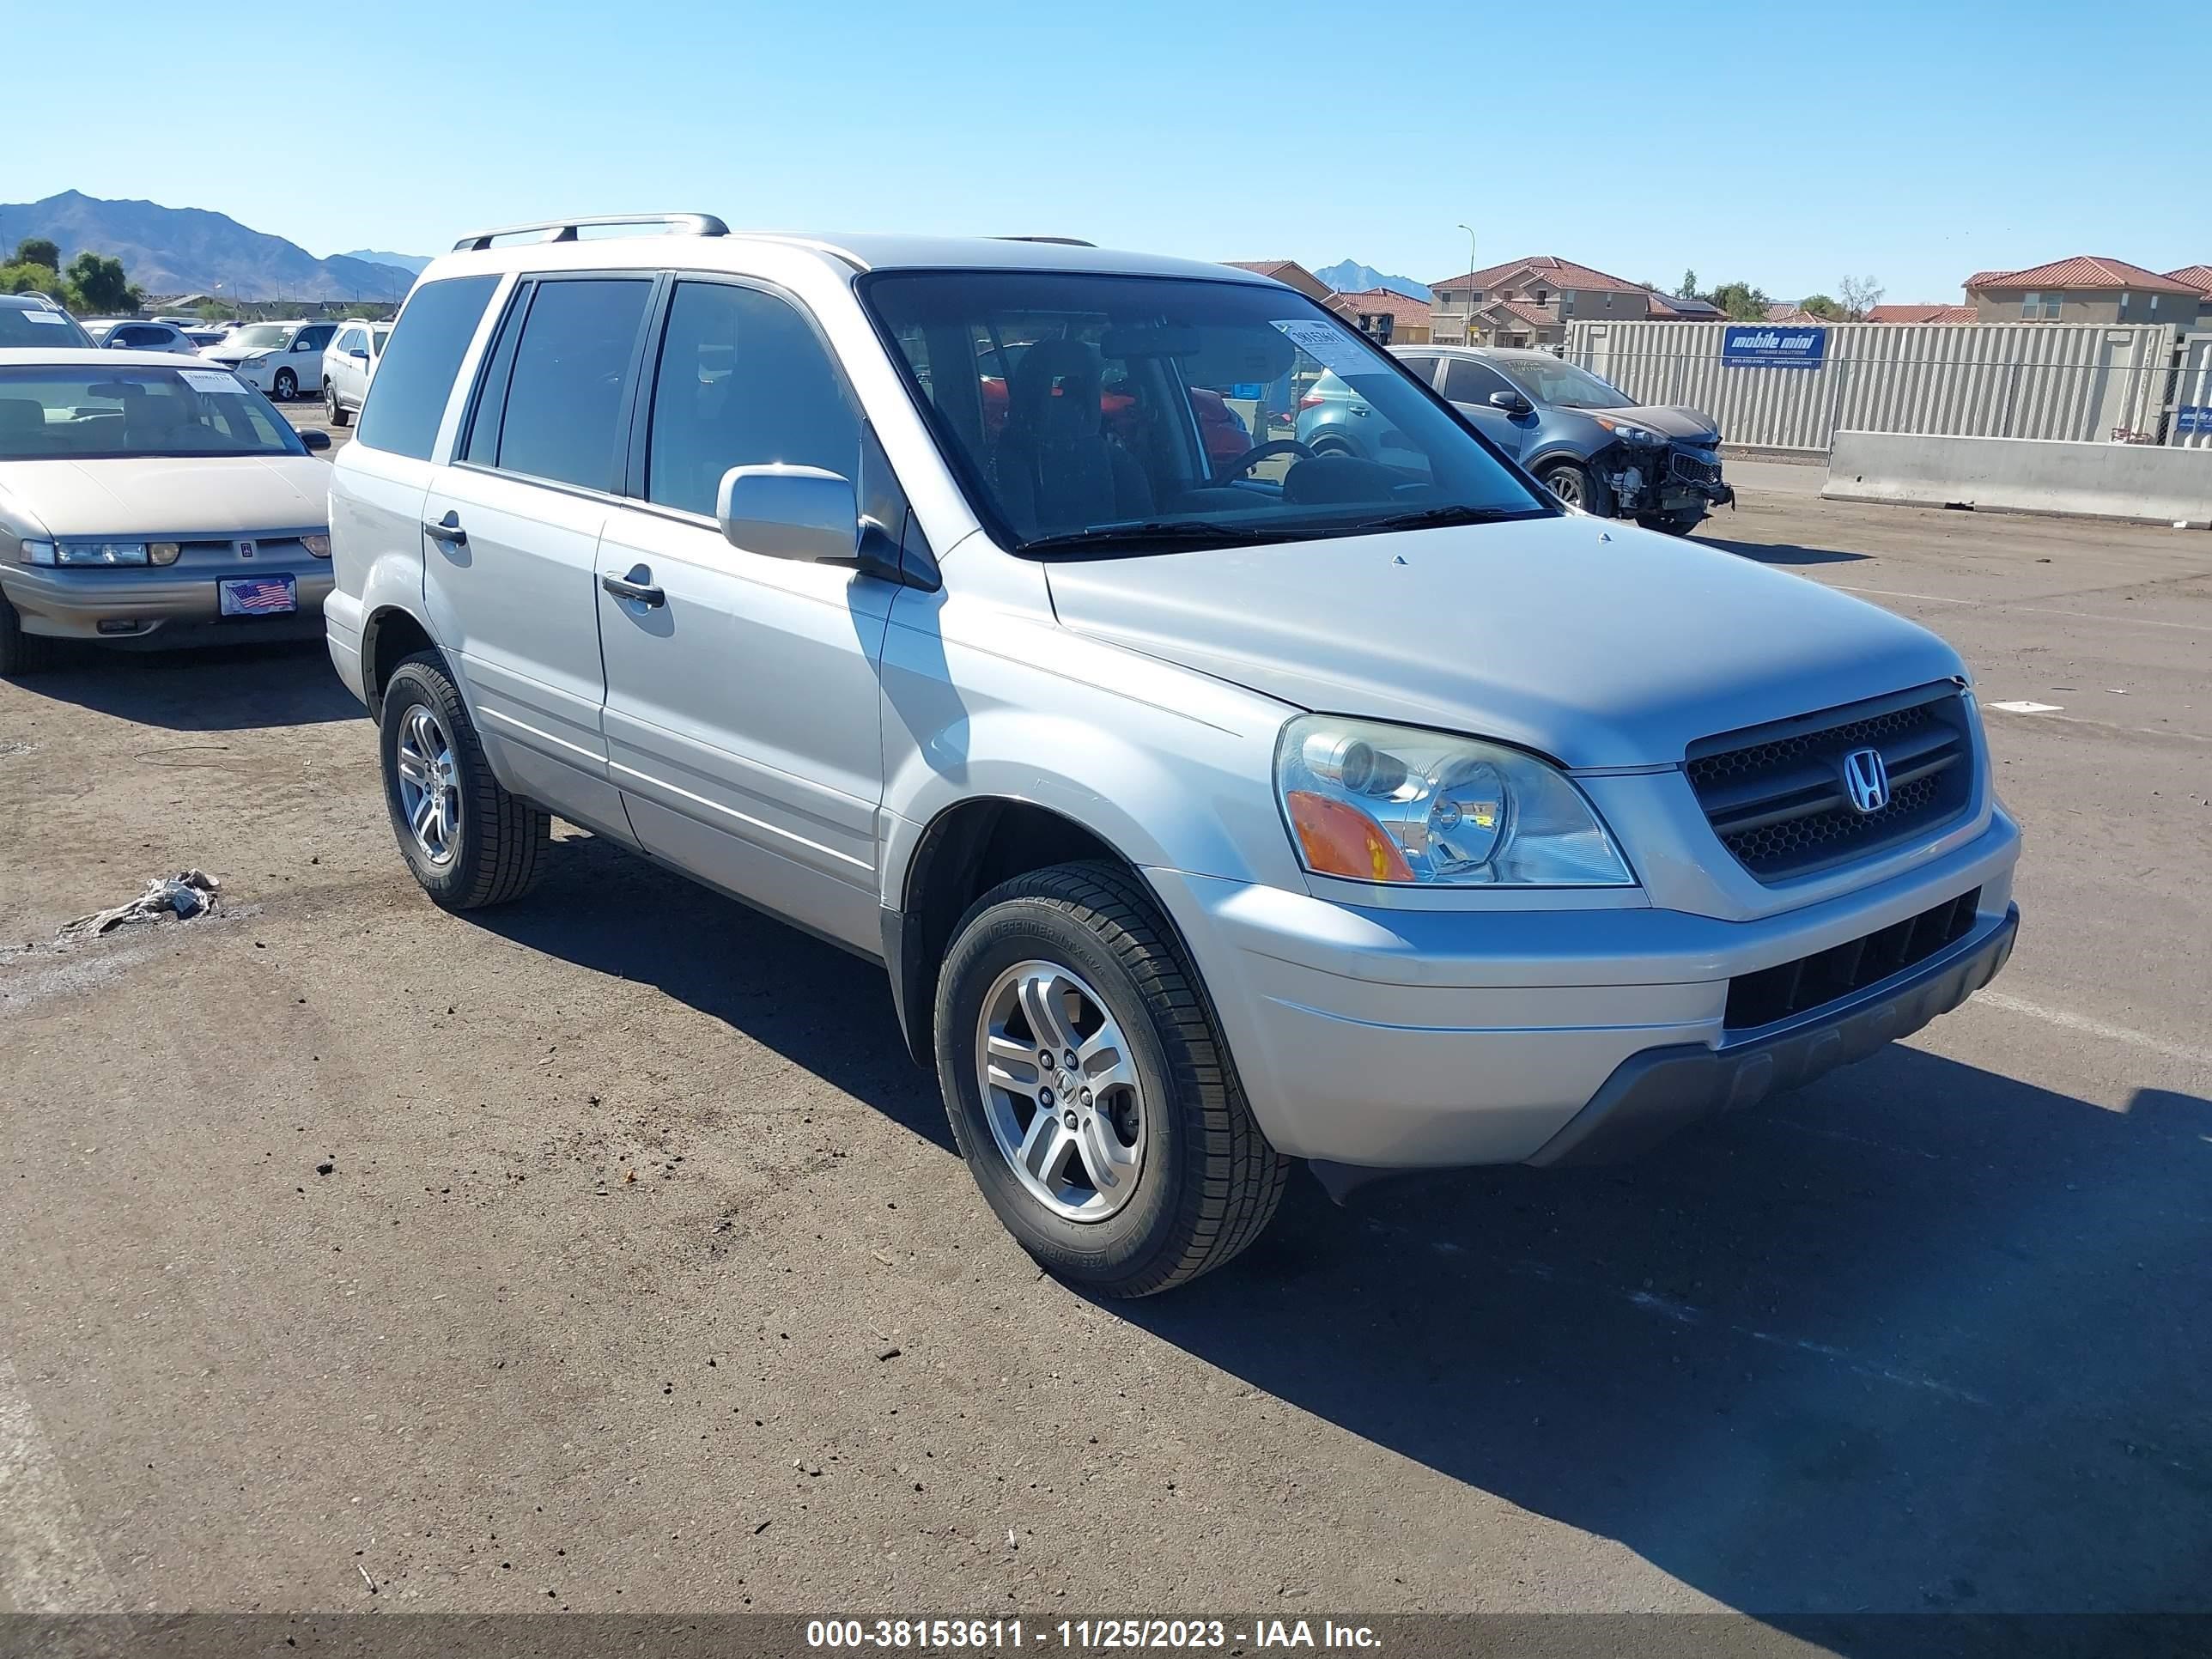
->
[[2, 462, 2206, 1626]]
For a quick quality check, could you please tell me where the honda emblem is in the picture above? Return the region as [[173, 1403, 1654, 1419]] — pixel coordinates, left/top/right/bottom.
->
[[1841, 747, 1890, 815]]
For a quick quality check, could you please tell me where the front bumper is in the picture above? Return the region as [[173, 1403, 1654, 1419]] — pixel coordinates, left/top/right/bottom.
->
[[2, 562, 334, 642], [1145, 806, 2020, 1170]]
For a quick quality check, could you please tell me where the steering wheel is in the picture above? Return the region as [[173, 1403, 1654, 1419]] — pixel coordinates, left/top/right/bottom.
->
[[1212, 438, 1314, 482]]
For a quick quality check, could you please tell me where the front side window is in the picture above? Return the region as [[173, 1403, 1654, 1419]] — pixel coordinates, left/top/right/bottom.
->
[[863, 270, 1548, 553], [1442, 358, 1515, 404], [486, 277, 653, 490], [356, 274, 499, 461], [1491, 356, 1633, 410], [643, 281, 859, 516], [0, 365, 302, 460]]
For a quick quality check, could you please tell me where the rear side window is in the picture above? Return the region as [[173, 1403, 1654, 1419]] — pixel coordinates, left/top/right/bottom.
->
[[643, 281, 858, 516], [1396, 355, 1438, 383], [356, 274, 498, 460], [490, 278, 653, 491]]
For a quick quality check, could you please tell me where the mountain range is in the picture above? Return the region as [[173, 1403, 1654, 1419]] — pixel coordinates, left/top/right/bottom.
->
[[0, 191, 417, 301], [1313, 260, 1431, 301], [340, 249, 434, 276]]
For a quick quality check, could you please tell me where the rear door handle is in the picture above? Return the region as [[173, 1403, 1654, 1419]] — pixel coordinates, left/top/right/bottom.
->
[[601, 565, 665, 608], [424, 511, 466, 547]]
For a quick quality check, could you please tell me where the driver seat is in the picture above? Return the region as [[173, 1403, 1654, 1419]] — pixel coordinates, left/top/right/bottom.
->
[[991, 337, 1152, 538]]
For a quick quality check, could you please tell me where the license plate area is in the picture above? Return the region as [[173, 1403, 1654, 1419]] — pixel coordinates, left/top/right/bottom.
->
[[218, 574, 297, 617]]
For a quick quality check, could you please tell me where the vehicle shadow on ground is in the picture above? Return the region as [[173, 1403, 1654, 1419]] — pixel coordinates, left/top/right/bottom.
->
[[462, 829, 954, 1154], [11, 640, 359, 731], [460, 837, 2211, 1625], [1122, 1049, 2212, 1626], [1697, 533, 1872, 567]]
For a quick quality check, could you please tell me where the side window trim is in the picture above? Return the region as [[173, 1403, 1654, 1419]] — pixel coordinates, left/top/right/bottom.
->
[[457, 277, 536, 468]]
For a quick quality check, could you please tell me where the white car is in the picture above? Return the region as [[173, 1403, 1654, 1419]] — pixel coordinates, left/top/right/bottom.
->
[[0, 347, 336, 672], [320, 319, 392, 426], [82, 319, 202, 356], [201, 319, 339, 401]]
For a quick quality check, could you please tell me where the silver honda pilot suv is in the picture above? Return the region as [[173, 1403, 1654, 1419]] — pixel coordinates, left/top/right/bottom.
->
[[325, 214, 2021, 1296]]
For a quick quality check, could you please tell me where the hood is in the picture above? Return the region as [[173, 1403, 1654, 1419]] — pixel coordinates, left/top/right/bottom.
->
[[0, 457, 331, 538], [1044, 515, 1963, 769], [203, 346, 259, 362], [1609, 404, 1719, 443]]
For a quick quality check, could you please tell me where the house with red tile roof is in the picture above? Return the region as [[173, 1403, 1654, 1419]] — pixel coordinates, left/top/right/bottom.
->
[[1866, 304, 1981, 325], [1322, 286, 1433, 344], [1428, 255, 1658, 346], [2164, 265, 2212, 298], [1962, 257, 2203, 327], [1221, 260, 1333, 303]]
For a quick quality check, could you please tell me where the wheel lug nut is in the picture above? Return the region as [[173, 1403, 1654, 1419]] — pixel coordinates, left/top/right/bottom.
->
[[1079, 1089, 1093, 1106], [1038, 1087, 1054, 1108], [1038, 1049, 1053, 1068], [1063, 1049, 1079, 1069], [1062, 1110, 1078, 1130]]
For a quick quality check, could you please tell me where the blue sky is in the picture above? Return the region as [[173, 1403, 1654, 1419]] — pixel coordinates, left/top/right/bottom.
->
[[15, 0, 2203, 304]]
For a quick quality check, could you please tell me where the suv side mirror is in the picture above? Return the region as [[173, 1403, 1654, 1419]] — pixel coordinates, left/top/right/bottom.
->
[[1489, 389, 1533, 415], [300, 428, 331, 452], [717, 465, 859, 565]]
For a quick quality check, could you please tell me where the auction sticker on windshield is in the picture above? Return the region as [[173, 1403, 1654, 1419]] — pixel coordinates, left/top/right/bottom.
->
[[21, 310, 64, 325], [179, 368, 244, 396], [1271, 319, 1384, 377]]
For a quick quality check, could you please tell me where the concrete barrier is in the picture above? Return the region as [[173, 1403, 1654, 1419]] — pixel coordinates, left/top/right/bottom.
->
[[1823, 431, 2212, 528]]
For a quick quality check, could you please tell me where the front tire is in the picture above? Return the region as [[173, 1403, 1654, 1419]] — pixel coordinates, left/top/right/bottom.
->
[[934, 861, 1289, 1297], [1540, 459, 1612, 515], [273, 368, 298, 401], [378, 652, 550, 909], [0, 592, 62, 677]]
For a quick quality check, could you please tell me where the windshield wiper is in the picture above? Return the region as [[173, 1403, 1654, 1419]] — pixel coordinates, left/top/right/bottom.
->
[[1358, 504, 1548, 532], [1019, 520, 1278, 555]]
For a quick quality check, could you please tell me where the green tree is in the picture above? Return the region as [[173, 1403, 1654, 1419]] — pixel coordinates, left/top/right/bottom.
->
[[63, 251, 143, 315], [1799, 294, 1845, 320], [0, 261, 67, 299], [12, 237, 60, 270], [1676, 269, 1699, 299], [1708, 280, 1772, 321]]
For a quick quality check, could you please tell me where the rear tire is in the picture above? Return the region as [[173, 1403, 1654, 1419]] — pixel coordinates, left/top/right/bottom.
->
[[325, 381, 351, 426], [933, 860, 1289, 1297], [0, 592, 62, 677], [378, 652, 550, 910]]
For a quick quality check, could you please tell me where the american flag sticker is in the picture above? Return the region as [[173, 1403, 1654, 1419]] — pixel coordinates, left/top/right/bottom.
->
[[218, 575, 297, 617]]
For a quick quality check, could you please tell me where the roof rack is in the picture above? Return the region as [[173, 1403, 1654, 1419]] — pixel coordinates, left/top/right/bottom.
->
[[994, 235, 1096, 247], [451, 213, 730, 252]]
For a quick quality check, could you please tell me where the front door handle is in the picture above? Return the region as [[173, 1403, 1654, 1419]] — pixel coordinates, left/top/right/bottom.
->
[[602, 564, 665, 608], [424, 511, 466, 548]]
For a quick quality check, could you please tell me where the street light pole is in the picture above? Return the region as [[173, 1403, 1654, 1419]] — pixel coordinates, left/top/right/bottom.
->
[[1455, 222, 1477, 343]]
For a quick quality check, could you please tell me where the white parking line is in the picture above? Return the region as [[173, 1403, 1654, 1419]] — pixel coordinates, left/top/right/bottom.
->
[[0, 1358, 125, 1613], [1970, 991, 2212, 1071]]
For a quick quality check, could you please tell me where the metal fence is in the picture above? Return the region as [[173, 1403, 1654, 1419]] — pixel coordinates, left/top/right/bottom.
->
[[1563, 319, 2201, 454]]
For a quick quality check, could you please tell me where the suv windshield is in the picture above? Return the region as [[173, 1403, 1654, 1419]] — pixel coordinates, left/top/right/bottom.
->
[[0, 365, 305, 460], [1493, 356, 1635, 410], [864, 270, 1550, 553], [227, 325, 294, 349]]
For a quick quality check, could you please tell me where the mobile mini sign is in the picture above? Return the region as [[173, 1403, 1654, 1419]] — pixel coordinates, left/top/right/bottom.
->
[[1722, 325, 1829, 368]]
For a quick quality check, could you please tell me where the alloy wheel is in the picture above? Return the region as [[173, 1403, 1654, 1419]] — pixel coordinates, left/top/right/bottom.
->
[[975, 959, 1146, 1221], [394, 703, 461, 866]]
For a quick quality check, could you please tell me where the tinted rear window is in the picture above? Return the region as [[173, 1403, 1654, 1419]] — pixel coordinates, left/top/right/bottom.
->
[[356, 275, 498, 460], [489, 277, 653, 491]]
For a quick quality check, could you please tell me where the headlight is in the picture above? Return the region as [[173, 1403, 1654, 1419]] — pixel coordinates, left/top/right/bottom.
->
[[54, 541, 151, 567], [1276, 714, 1633, 887], [1594, 415, 1664, 446], [302, 533, 331, 558]]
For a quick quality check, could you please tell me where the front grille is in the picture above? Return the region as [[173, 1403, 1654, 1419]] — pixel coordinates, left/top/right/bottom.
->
[[177, 537, 311, 562], [1725, 887, 1982, 1031], [1670, 451, 1722, 485], [1687, 685, 1975, 882]]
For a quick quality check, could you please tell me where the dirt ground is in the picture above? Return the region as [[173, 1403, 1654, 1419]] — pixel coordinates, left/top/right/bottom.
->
[[2, 473, 2207, 1630]]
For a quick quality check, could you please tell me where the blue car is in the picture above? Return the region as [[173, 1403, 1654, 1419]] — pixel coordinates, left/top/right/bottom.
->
[[1297, 344, 1734, 535]]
